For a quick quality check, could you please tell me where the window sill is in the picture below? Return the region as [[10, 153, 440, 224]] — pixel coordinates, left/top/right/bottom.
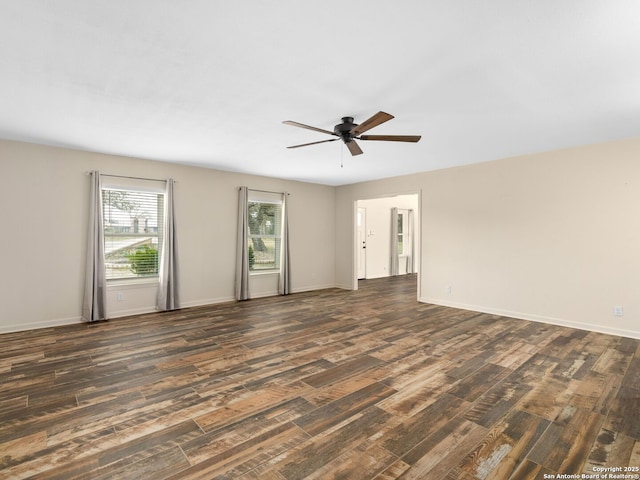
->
[[107, 277, 160, 288], [250, 270, 280, 277]]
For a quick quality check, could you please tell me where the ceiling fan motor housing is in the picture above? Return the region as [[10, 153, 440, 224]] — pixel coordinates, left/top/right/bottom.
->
[[334, 117, 357, 142]]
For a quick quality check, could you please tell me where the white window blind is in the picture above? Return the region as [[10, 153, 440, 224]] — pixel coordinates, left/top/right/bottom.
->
[[102, 185, 165, 280]]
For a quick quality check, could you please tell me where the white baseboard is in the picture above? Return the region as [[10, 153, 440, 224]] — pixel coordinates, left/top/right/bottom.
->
[[108, 306, 159, 319], [0, 316, 83, 334], [249, 291, 279, 299], [363, 273, 390, 280], [421, 297, 640, 340], [180, 296, 236, 308], [113, 286, 341, 312], [5, 292, 637, 341], [292, 283, 337, 294]]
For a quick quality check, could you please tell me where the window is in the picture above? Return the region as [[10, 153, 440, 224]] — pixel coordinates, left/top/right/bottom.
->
[[247, 191, 283, 272], [102, 182, 165, 280], [397, 211, 405, 255]]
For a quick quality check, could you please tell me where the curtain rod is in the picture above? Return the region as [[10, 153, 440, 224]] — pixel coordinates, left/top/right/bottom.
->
[[87, 172, 169, 183], [244, 187, 290, 196]]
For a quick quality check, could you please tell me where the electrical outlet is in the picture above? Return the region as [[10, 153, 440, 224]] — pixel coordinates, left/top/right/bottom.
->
[[613, 306, 623, 317], [446, 286, 452, 294], [117, 292, 124, 302]]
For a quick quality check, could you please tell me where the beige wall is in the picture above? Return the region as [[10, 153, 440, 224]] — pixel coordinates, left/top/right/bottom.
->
[[0, 139, 335, 332], [2, 136, 639, 339], [337, 137, 640, 339]]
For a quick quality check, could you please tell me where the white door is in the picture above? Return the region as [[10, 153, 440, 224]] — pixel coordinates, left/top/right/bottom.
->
[[357, 208, 366, 279]]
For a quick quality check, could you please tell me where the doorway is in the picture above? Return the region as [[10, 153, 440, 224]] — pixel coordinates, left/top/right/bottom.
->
[[355, 193, 419, 286]]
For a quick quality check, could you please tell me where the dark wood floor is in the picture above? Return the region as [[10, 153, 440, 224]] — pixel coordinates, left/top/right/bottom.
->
[[1, 275, 639, 479]]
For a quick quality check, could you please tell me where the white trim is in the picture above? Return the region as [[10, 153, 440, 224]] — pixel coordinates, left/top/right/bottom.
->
[[101, 176, 166, 193], [364, 273, 394, 280], [5, 289, 637, 341], [110, 294, 241, 316], [420, 297, 640, 340], [180, 296, 236, 308], [249, 290, 280, 299], [248, 190, 283, 204], [292, 283, 336, 293], [0, 316, 83, 334], [0, 285, 343, 333], [249, 270, 280, 276], [108, 306, 158, 318], [107, 278, 159, 287]]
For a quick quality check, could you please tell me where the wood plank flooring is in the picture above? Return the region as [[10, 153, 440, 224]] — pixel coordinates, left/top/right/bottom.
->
[[1, 275, 639, 479]]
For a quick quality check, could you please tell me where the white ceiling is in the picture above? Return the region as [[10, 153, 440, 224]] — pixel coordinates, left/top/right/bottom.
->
[[1, 1, 639, 186]]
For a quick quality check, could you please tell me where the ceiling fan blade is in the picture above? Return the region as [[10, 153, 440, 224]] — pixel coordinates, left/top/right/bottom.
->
[[359, 135, 421, 143], [350, 111, 394, 135], [346, 140, 363, 156], [283, 120, 336, 136], [287, 138, 339, 149]]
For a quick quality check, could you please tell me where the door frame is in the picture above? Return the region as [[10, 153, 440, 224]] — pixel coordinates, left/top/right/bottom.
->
[[352, 190, 421, 301], [357, 207, 367, 279]]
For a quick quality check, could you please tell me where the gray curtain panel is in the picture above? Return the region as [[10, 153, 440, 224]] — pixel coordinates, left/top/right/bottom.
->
[[157, 179, 180, 311], [82, 171, 107, 322], [278, 193, 291, 295], [235, 186, 250, 300], [390, 207, 399, 276]]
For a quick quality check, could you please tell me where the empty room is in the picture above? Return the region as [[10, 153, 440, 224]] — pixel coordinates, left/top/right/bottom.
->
[[1, 1, 639, 479]]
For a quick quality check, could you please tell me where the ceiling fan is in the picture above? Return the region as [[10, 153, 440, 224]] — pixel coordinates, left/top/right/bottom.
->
[[283, 111, 421, 156]]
